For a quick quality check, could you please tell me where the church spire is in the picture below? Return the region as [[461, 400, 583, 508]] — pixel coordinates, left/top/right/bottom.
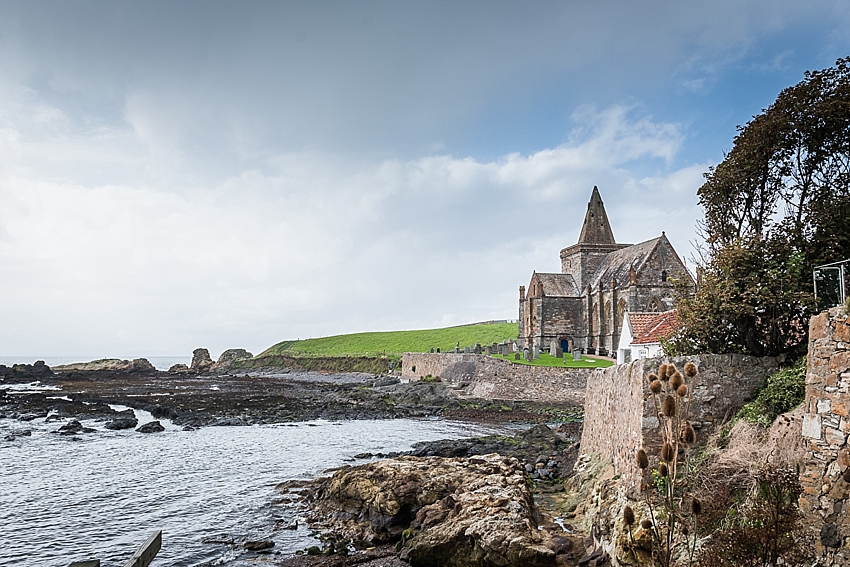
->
[[577, 186, 616, 245]]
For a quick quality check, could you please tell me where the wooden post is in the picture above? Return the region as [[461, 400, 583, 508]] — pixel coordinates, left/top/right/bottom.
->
[[122, 530, 162, 567]]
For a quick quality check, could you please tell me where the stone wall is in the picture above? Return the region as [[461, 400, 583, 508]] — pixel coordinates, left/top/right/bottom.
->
[[800, 306, 850, 562], [579, 354, 780, 489], [400, 352, 589, 404]]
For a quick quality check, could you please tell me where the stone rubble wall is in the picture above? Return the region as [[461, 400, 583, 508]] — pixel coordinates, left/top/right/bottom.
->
[[800, 306, 850, 562], [580, 354, 780, 489], [400, 352, 589, 404]]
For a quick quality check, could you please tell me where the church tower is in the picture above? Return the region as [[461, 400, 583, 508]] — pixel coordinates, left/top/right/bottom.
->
[[560, 187, 629, 289]]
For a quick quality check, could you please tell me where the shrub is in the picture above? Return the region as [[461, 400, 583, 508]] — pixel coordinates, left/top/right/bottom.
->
[[738, 358, 806, 426]]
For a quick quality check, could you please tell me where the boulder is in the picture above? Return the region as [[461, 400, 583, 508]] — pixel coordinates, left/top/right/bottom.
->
[[190, 349, 214, 372], [303, 455, 557, 567], [168, 364, 190, 373], [104, 409, 139, 430], [213, 349, 254, 370], [136, 421, 165, 433], [243, 540, 274, 551]]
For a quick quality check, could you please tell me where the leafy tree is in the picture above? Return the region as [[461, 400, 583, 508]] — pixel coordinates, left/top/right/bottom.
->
[[670, 58, 850, 356]]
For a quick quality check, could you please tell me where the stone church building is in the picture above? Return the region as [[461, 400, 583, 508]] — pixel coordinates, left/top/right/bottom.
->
[[517, 187, 693, 357]]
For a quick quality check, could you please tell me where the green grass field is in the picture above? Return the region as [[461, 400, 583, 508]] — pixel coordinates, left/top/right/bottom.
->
[[490, 352, 613, 368], [258, 322, 518, 358]]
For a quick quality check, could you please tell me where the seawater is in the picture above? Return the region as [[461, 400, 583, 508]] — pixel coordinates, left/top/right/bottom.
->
[[1, 412, 510, 567]]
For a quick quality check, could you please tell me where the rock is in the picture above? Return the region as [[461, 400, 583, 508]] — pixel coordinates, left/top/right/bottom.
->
[[58, 420, 84, 434], [305, 454, 556, 567], [213, 349, 254, 370], [136, 421, 165, 433], [105, 417, 139, 430], [243, 540, 274, 551], [191, 349, 214, 372], [53, 358, 156, 373], [0, 361, 54, 382], [168, 364, 190, 373]]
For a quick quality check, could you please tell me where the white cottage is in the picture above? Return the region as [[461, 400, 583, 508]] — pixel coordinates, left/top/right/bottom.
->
[[617, 310, 679, 364]]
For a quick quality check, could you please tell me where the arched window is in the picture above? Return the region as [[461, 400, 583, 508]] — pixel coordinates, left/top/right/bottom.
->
[[646, 297, 662, 312], [661, 270, 668, 282]]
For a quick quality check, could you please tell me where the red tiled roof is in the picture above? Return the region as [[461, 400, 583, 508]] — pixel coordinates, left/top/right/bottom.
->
[[627, 312, 660, 339], [631, 310, 679, 345]]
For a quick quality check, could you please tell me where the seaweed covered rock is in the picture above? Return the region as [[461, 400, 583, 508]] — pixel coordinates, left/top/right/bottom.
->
[[302, 454, 558, 567]]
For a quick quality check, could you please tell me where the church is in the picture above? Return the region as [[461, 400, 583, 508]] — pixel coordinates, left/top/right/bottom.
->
[[517, 187, 693, 357]]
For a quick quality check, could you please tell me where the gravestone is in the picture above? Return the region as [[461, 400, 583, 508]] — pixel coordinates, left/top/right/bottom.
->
[[514, 352, 521, 360], [492, 343, 498, 353], [430, 347, 434, 353], [464, 347, 470, 354], [573, 350, 582, 361], [474, 343, 482, 354], [523, 348, 530, 361], [497, 344, 503, 355], [454, 342, 460, 353], [533, 346, 540, 359], [436, 347, 440, 353], [549, 342, 558, 356]]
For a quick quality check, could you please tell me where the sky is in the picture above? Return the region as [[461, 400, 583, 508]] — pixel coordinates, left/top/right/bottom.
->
[[1, 1, 849, 360]]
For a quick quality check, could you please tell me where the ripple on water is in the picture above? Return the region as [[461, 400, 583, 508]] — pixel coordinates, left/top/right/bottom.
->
[[1, 417, 513, 567]]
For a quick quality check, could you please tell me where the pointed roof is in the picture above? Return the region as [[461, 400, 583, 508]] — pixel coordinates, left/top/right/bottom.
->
[[587, 236, 663, 290], [577, 186, 616, 245]]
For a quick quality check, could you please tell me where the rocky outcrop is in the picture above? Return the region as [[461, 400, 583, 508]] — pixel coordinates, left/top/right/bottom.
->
[[300, 454, 572, 567], [191, 349, 214, 372], [168, 364, 190, 373], [137, 420, 165, 433], [53, 358, 156, 373], [105, 409, 139, 430], [213, 349, 253, 370], [0, 361, 53, 383]]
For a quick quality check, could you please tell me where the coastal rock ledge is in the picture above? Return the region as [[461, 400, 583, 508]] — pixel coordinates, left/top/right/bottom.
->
[[299, 454, 564, 567]]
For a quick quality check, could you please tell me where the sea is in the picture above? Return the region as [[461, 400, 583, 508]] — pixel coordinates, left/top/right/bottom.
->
[[1, 402, 513, 567]]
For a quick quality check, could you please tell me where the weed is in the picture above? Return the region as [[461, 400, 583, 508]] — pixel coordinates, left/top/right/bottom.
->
[[738, 357, 806, 426]]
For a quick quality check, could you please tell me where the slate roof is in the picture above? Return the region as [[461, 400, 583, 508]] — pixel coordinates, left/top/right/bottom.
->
[[631, 310, 679, 345], [587, 236, 663, 290], [532, 273, 580, 297]]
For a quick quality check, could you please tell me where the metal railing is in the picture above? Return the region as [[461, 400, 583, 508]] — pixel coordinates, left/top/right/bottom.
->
[[814, 259, 850, 311]]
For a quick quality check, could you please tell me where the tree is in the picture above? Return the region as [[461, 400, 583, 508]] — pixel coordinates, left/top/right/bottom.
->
[[669, 58, 850, 356]]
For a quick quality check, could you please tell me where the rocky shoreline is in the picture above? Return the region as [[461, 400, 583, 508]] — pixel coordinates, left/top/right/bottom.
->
[[1, 359, 590, 566], [0, 359, 582, 435]]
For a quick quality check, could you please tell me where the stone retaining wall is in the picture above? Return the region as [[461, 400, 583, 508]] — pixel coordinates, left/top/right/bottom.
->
[[800, 306, 850, 562], [400, 352, 589, 404], [579, 354, 780, 489]]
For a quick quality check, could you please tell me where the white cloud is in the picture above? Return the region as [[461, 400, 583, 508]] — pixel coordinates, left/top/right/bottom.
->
[[0, 100, 702, 357]]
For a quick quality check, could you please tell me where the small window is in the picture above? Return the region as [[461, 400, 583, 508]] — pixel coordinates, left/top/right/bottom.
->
[[661, 270, 668, 282]]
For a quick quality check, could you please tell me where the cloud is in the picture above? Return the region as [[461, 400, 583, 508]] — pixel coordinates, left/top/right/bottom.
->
[[0, 101, 701, 357]]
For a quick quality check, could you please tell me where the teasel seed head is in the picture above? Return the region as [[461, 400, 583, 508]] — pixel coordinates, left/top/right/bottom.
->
[[684, 361, 698, 377], [661, 442, 674, 462], [662, 394, 677, 417], [658, 364, 669, 381], [647, 372, 658, 383], [623, 505, 635, 526], [650, 380, 663, 394], [658, 462, 668, 477], [637, 448, 649, 469], [691, 497, 702, 515], [677, 384, 688, 397], [670, 372, 684, 390], [682, 422, 696, 444], [640, 519, 652, 530]]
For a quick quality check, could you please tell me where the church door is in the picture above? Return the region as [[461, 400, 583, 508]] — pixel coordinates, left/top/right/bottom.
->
[[561, 339, 569, 353]]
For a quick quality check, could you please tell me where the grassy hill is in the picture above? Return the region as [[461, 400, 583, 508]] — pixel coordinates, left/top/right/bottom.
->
[[257, 322, 518, 358]]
